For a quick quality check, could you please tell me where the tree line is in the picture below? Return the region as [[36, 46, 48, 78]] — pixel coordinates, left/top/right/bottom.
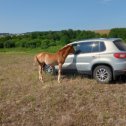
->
[[0, 28, 126, 49]]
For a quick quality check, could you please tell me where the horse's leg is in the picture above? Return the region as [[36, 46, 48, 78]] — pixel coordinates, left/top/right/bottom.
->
[[58, 63, 62, 83], [38, 64, 44, 83]]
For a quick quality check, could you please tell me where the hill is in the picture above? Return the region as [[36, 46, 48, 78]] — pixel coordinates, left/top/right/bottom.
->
[[93, 29, 110, 35]]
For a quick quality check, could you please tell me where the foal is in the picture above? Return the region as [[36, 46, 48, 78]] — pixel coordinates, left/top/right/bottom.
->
[[34, 45, 75, 83]]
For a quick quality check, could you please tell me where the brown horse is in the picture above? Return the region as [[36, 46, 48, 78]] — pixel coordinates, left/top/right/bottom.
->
[[34, 45, 75, 83]]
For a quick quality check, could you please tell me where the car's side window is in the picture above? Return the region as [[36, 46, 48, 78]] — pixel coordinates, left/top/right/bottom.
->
[[100, 42, 106, 51], [91, 42, 106, 52], [77, 42, 93, 53], [91, 42, 99, 52]]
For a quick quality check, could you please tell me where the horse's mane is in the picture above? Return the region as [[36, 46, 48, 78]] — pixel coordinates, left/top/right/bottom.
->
[[58, 45, 72, 52]]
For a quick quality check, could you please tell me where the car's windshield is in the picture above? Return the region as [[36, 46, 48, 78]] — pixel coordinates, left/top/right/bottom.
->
[[113, 40, 126, 51]]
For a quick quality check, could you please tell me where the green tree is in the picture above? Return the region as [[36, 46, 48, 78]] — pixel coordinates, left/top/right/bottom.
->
[[4, 40, 15, 48], [109, 28, 126, 40], [60, 35, 70, 45], [0, 41, 4, 48], [41, 39, 49, 49]]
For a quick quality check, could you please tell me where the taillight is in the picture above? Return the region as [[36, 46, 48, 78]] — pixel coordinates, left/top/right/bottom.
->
[[114, 53, 126, 59]]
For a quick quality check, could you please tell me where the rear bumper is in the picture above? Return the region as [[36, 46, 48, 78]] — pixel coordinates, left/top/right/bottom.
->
[[113, 69, 126, 79]]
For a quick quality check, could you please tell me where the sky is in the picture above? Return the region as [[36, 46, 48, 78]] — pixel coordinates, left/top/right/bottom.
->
[[0, 0, 126, 33]]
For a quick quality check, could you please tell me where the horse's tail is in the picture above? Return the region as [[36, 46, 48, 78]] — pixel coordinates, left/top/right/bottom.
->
[[33, 55, 41, 66]]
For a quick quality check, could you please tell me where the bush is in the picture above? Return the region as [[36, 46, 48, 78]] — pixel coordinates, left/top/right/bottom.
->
[[41, 40, 49, 49], [0, 41, 4, 48], [109, 28, 126, 40], [25, 41, 37, 48], [20, 41, 27, 48], [36, 40, 41, 47], [4, 40, 15, 48], [19, 40, 41, 48]]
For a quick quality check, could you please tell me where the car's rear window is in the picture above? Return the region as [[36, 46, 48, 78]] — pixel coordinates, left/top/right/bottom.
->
[[113, 40, 126, 51]]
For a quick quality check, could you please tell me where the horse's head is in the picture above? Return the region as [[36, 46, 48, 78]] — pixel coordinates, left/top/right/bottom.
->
[[68, 45, 75, 54], [58, 45, 75, 58]]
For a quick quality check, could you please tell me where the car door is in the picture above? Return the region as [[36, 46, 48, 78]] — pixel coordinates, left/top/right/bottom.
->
[[74, 41, 100, 73], [62, 54, 75, 69]]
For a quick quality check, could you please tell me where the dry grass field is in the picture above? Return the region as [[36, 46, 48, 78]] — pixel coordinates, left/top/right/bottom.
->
[[93, 29, 110, 35], [0, 53, 126, 126]]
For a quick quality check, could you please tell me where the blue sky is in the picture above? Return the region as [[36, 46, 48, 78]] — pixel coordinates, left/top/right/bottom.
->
[[0, 0, 126, 33]]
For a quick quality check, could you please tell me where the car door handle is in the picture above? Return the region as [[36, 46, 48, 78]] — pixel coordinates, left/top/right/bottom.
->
[[92, 55, 98, 58]]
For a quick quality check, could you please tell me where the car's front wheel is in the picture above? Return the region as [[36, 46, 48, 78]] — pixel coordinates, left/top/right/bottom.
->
[[93, 65, 112, 84], [43, 65, 56, 75]]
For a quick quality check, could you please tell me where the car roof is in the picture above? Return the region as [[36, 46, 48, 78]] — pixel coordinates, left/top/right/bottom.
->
[[69, 38, 122, 45]]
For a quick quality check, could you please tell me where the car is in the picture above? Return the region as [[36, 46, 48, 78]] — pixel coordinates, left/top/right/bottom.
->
[[44, 38, 126, 83]]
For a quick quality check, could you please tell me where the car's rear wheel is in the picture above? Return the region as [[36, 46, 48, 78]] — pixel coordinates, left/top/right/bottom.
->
[[93, 65, 112, 84]]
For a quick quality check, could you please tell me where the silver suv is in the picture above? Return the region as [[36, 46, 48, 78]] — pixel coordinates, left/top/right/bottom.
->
[[45, 38, 126, 83]]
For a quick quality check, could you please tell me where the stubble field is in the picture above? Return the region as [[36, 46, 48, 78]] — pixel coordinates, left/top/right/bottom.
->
[[0, 53, 126, 126]]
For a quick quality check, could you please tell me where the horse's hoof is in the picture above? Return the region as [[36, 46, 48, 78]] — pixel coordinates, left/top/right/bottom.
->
[[40, 79, 44, 83], [58, 81, 61, 84], [39, 78, 44, 83]]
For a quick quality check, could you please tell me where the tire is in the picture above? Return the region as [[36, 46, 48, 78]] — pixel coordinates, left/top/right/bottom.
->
[[93, 65, 112, 84], [43, 65, 56, 75]]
